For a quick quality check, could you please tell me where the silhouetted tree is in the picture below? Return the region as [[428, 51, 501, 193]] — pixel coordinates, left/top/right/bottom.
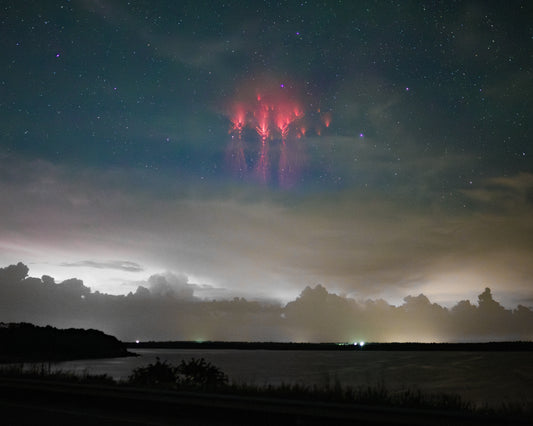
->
[[176, 357, 228, 387], [128, 357, 228, 389], [128, 357, 177, 387], [0, 323, 130, 362]]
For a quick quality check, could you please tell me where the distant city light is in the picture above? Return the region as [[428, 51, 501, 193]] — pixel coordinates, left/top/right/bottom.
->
[[359, 341, 365, 347], [135, 340, 140, 344]]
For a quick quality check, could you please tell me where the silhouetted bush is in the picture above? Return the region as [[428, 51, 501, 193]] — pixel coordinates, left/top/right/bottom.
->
[[2, 361, 530, 416], [128, 357, 228, 389], [176, 357, 228, 388], [128, 357, 178, 387]]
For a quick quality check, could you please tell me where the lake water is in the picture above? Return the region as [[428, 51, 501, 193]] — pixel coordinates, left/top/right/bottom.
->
[[52, 349, 533, 408]]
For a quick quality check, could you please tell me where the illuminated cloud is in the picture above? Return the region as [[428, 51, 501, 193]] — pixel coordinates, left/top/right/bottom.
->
[[1, 263, 532, 342], [1, 156, 532, 308], [61, 260, 144, 273], [1, 2, 532, 341]]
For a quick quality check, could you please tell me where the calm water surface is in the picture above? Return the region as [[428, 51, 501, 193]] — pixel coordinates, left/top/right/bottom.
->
[[53, 349, 533, 407]]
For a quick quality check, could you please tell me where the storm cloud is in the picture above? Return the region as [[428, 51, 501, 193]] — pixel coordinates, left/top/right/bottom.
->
[[1, 263, 531, 343], [1, 2, 532, 341], [2, 157, 533, 307]]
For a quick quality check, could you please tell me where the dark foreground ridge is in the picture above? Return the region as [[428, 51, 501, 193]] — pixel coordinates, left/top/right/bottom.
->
[[0, 322, 134, 363], [0, 377, 530, 426], [128, 340, 533, 351]]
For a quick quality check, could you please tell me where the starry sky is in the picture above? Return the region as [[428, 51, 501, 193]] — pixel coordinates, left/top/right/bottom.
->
[[1, 0, 533, 322]]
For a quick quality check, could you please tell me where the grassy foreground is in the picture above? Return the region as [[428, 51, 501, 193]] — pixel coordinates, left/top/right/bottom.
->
[[0, 358, 530, 419]]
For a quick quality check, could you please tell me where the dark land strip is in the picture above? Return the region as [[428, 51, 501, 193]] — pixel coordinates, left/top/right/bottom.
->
[[0, 323, 134, 364], [128, 341, 533, 351], [0, 377, 530, 426]]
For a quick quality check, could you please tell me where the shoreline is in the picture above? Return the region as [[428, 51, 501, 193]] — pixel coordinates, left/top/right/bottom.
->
[[127, 340, 533, 351]]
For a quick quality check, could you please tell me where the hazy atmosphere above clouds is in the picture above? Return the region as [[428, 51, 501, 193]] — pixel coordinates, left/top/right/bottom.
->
[[1, 1, 532, 341]]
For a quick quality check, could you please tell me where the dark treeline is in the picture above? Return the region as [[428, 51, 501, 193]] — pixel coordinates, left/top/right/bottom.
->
[[0, 322, 133, 363], [128, 341, 533, 351]]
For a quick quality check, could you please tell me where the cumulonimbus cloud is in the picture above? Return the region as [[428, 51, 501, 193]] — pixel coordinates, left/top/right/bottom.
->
[[1, 262, 532, 343]]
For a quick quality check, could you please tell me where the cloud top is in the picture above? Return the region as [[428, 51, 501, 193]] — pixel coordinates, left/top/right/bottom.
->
[[1, 263, 531, 343]]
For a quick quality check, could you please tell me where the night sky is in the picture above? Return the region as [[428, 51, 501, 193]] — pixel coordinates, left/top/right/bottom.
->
[[1, 1, 533, 340]]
